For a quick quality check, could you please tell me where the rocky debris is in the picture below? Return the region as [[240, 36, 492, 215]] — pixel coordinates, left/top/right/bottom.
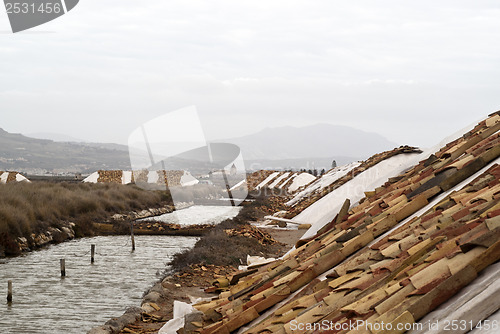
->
[[94, 206, 217, 236], [15, 222, 76, 252], [253, 195, 288, 215], [108, 206, 175, 222], [172, 264, 237, 289], [224, 225, 280, 245], [133, 220, 213, 236], [88, 307, 143, 334], [88, 326, 112, 334], [184, 310, 204, 333], [4, 205, 177, 258]]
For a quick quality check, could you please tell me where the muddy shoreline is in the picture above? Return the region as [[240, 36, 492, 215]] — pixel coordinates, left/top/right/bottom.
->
[[1, 205, 178, 259], [86, 196, 294, 334], [88, 227, 304, 334]]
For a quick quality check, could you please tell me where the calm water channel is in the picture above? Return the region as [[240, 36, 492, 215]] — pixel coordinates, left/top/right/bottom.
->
[[0, 206, 241, 333]]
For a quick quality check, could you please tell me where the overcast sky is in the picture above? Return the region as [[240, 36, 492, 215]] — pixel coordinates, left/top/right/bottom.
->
[[1, 0, 499, 148]]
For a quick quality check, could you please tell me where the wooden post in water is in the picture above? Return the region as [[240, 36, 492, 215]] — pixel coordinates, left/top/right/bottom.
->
[[7, 280, 12, 304], [60, 259, 66, 277], [91, 244, 95, 264], [131, 223, 135, 252]]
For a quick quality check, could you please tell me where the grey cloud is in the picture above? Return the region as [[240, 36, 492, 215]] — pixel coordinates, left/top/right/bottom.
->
[[0, 0, 499, 149]]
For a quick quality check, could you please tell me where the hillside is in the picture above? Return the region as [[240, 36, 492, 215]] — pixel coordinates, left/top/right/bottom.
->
[[0, 123, 397, 174], [0, 128, 130, 174], [218, 123, 397, 161]]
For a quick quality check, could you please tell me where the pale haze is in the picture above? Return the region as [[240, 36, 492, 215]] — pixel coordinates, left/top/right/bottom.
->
[[1, 0, 499, 148]]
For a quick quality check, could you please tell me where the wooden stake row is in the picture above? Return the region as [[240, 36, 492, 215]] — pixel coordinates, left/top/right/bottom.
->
[[7, 228, 137, 303]]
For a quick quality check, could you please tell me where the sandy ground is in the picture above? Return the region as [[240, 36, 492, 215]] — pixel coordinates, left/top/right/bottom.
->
[[118, 227, 304, 334]]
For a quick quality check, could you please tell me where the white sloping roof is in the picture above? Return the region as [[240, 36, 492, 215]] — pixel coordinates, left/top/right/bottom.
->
[[229, 179, 246, 191], [0, 172, 29, 183], [147, 170, 159, 183], [286, 162, 360, 206], [255, 172, 280, 190], [277, 173, 297, 190], [180, 171, 199, 187], [268, 172, 290, 188], [122, 171, 133, 184], [287, 172, 317, 193], [293, 153, 422, 240], [83, 172, 99, 183], [0, 173, 8, 183], [15, 173, 30, 182]]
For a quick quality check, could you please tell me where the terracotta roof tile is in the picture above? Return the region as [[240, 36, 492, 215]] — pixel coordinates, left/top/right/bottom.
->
[[192, 114, 500, 334]]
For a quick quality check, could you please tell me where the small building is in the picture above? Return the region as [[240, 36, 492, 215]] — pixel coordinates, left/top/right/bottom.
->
[[230, 163, 237, 176]]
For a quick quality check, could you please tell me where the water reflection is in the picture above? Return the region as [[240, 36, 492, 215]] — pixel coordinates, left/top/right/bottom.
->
[[0, 235, 197, 333]]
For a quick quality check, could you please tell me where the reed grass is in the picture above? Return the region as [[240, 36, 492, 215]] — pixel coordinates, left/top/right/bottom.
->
[[0, 182, 171, 255]]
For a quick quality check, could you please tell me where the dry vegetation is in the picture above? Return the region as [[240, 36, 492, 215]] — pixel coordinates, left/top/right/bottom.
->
[[0, 182, 171, 255], [169, 196, 287, 271]]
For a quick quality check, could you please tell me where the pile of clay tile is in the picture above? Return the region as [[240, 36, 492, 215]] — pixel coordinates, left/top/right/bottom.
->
[[132, 169, 150, 183], [95, 169, 185, 186], [97, 170, 124, 183], [132, 169, 183, 185], [224, 225, 280, 245], [158, 170, 185, 187], [190, 112, 500, 334], [0, 171, 28, 183], [247, 170, 277, 191], [247, 170, 317, 194], [283, 146, 422, 219]]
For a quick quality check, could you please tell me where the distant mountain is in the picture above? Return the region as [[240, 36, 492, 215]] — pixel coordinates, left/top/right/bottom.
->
[[215, 124, 398, 162], [0, 128, 130, 174], [25, 132, 129, 152], [0, 123, 399, 174], [25, 132, 87, 143]]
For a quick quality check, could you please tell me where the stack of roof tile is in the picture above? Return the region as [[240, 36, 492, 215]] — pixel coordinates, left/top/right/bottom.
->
[[157, 170, 185, 187], [86, 170, 187, 186], [247, 171, 276, 191], [189, 112, 500, 334], [97, 170, 123, 183], [283, 146, 422, 219], [132, 169, 149, 183], [248, 171, 317, 194], [0, 171, 29, 183]]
